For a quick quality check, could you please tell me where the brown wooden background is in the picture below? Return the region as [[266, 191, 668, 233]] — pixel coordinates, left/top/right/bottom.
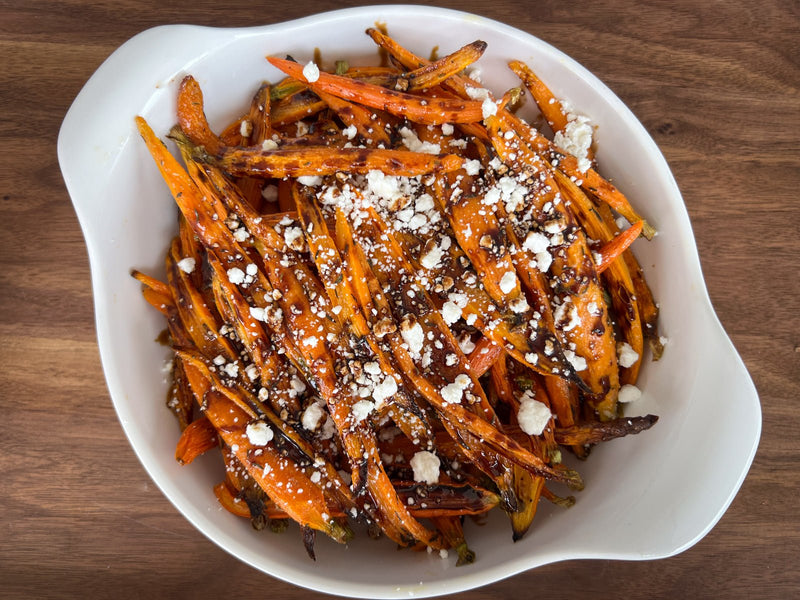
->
[[1, 1, 798, 598]]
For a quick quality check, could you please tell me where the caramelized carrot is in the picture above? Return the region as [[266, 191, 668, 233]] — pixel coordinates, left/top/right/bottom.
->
[[268, 57, 485, 125], [175, 416, 218, 465], [595, 221, 644, 274]]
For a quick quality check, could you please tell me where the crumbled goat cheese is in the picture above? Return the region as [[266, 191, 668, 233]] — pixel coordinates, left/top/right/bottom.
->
[[239, 119, 252, 138], [523, 231, 549, 253], [261, 139, 278, 151], [517, 394, 552, 436], [410, 451, 440, 484], [553, 110, 593, 173], [441, 301, 462, 325], [364, 361, 381, 376], [297, 175, 322, 187], [441, 123, 454, 136], [302, 61, 320, 83], [351, 400, 375, 423], [499, 271, 517, 295], [564, 349, 588, 372], [283, 226, 304, 249], [227, 267, 245, 285], [482, 97, 498, 120], [618, 342, 640, 368], [554, 301, 581, 332], [465, 85, 489, 101], [302, 403, 324, 430], [440, 382, 463, 404], [246, 421, 274, 446], [244, 364, 259, 381], [401, 320, 424, 356], [399, 126, 440, 154], [177, 257, 196, 274], [372, 376, 398, 406], [536, 251, 553, 273], [509, 295, 529, 313], [618, 384, 642, 403], [222, 362, 239, 378], [420, 244, 444, 270], [342, 124, 357, 139], [290, 376, 306, 395], [249, 306, 266, 321], [464, 159, 482, 175]]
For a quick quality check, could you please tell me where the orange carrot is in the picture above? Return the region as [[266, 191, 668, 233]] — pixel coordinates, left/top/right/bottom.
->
[[267, 57, 485, 125]]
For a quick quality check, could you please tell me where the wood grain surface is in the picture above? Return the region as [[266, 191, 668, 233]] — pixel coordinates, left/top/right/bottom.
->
[[1, 1, 797, 598]]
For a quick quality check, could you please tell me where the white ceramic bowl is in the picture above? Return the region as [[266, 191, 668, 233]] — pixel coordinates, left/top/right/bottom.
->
[[58, 5, 761, 598]]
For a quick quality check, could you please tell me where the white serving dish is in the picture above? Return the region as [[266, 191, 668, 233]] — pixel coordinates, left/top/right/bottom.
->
[[58, 5, 761, 598]]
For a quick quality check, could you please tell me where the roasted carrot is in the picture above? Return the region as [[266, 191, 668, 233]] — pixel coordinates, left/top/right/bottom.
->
[[268, 57, 485, 125], [175, 416, 218, 465]]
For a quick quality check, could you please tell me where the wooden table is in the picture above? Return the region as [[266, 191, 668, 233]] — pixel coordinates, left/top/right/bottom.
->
[[2, 1, 797, 597]]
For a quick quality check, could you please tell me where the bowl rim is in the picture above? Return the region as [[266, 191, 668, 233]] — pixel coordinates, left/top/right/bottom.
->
[[58, 5, 761, 598]]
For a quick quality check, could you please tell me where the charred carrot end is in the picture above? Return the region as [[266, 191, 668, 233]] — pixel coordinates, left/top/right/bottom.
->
[[508, 60, 569, 133], [267, 57, 484, 125], [554, 414, 659, 445], [595, 221, 644, 274], [175, 416, 218, 465], [213, 481, 252, 518], [177, 75, 222, 154], [403, 40, 487, 92]]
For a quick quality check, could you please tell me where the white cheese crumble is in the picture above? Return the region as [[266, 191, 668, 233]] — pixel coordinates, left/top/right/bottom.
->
[[618, 342, 640, 368], [553, 110, 593, 173], [261, 139, 279, 151], [481, 97, 498, 120], [410, 451, 440, 485], [302, 403, 324, 430], [239, 119, 252, 138], [509, 295, 529, 314], [372, 376, 398, 406], [535, 251, 553, 273], [399, 126, 440, 154], [283, 226, 303, 249], [441, 123, 454, 136], [517, 393, 552, 436], [523, 231, 549, 253], [564, 349, 588, 372], [244, 364, 259, 381], [420, 244, 443, 270], [401, 321, 424, 356], [340, 124, 356, 139], [302, 61, 320, 83], [440, 382, 463, 404], [297, 175, 322, 187], [618, 384, 642, 403], [351, 399, 375, 423], [499, 271, 517, 295], [245, 421, 274, 446], [464, 159, 482, 175], [227, 267, 245, 285], [441, 301, 462, 325], [176, 257, 196, 274], [465, 85, 489, 101]]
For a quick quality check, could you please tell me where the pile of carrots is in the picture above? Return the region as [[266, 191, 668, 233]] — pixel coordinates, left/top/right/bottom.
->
[[132, 28, 661, 562]]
